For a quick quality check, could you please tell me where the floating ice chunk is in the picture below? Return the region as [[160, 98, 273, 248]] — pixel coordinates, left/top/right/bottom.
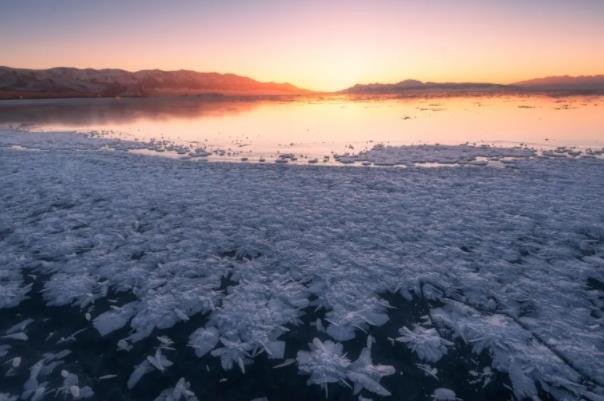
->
[[189, 327, 219, 358], [2, 332, 28, 341], [11, 356, 21, 368], [469, 367, 493, 388], [272, 358, 296, 369], [147, 349, 173, 373], [47, 350, 72, 362], [431, 388, 458, 401], [153, 378, 199, 401], [0, 393, 18, 401], [117, 339, 133, 351], [396, 325, 452, 363], [98, 374, 118, 380], [70, 386, 80, 399], [6, 318, 34, 334], [57, 328, 87, 344], [157, 335, 174, 347], [416, 363, 438, 380], [312, 318, 326, 333], [93, 302, 138, 336], [58, 370, 94, 399], [348, 336, 395, 396], [127, 360, 154, 389]]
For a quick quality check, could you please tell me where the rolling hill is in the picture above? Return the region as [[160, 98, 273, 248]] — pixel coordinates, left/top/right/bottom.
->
[[0, 66, 310, 99]]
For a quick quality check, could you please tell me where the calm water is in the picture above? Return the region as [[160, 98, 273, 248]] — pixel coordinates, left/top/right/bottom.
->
[[1, 94, 603, 161]]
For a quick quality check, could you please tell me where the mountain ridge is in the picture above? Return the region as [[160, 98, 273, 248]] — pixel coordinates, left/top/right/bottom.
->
[[342, 75, 604, 95], [512, 75, 604, 91], [1, 67, 604, 99], [0, 66, 310, 99]]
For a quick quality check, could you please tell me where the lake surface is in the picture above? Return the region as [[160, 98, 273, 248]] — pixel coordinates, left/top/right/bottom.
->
[[0, 94, 603, 162], [2, 95, 604, 401]]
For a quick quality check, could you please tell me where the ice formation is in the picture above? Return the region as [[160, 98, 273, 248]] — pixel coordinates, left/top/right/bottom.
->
[[334, 143, 537, 166], [431, 388, 458, 401], [1, 128, 603, 400], [152, 378, 198, 401], [296, 338, 352, 394], [57, 370, 94, 399], [296, 336, 394, 397], [395, 325, 452, 363]]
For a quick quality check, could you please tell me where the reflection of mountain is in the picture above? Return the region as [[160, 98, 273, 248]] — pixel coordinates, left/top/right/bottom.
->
[[0, 67, 309, 99], [343, 76, 604, 95], [343, 80, 508, 94], [0, 97, 272, 126]]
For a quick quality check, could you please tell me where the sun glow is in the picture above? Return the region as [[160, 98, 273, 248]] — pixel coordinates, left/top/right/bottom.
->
[[1, 0, 603, 91]]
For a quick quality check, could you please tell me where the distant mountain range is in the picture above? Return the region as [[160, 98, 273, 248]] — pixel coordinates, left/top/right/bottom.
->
[[1, 66, 603, 99], [513, 75, 604, 91], [342, 75, 604, 95], [0, 67, 308, 99]]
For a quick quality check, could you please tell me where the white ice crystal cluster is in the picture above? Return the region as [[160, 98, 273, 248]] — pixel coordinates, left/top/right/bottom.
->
[[395, 325, 452, 363], [153, 378, 198, 401], [297, 336, 395, 397], [1, 129, 603, 400]]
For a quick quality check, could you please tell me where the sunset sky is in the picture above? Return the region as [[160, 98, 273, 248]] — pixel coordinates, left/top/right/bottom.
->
[[1, 0, 603, 91]]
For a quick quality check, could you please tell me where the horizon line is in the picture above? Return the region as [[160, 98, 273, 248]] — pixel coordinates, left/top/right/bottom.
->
[[2, 64, 603, 93]]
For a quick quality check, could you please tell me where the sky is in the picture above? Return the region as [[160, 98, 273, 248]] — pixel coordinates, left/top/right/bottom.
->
[[1, 0, 603, 91]]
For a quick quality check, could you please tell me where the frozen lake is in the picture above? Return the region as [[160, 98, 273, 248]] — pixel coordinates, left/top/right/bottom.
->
[[0, 96, 603, 401], [0, 94, 603, 164]]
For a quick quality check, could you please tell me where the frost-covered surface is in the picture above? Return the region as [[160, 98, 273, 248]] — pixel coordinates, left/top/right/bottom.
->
[[0, 129, 208, 159], [334, 143, 604, 167], [1, 129, 604, 400], [334, 143, 536, 166]]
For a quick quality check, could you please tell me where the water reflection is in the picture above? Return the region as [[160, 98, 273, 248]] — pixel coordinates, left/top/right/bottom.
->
[[0, 95, 602, 160], [0, 97, 272, 126]]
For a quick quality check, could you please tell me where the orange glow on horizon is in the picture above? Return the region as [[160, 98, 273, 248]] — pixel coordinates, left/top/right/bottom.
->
[[1, 1, 603, 92]]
